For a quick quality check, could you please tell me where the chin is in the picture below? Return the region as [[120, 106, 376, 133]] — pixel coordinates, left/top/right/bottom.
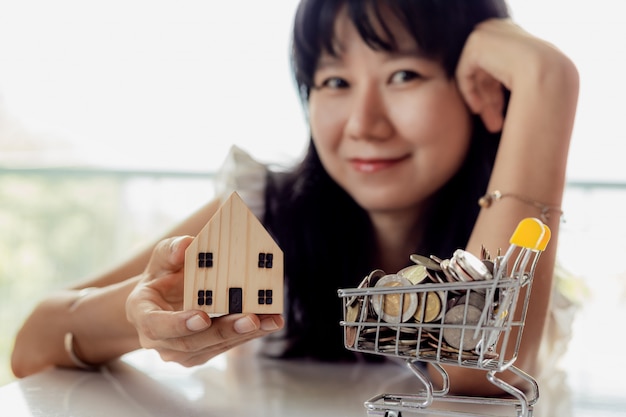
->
[[352, 193, 418, 214]]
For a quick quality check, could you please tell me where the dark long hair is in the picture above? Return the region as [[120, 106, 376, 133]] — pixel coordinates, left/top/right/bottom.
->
[[262, 0, 509, 360]]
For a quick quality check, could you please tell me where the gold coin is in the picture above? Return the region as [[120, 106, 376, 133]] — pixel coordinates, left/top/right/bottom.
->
[[397, 264, 429, 285], [371, 274, 418, 323], [345, 300, 361, 348], [346, 299, 360, 322], [346, 327, 357, 348], [414, 291, 443, 323]]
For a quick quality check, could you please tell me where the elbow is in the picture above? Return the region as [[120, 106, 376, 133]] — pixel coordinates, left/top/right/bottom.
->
[[10, 343, 33, 379], [10, 344, 52, 379], [432, 364, 536, 397], [10, 322, 53, 379], [429, 345, 543, 397]]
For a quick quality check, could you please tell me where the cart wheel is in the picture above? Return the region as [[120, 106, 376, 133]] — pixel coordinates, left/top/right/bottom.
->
[[384, 412, 401, 417]]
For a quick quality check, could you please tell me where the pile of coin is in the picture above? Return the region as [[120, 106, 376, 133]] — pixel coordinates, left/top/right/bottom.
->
[[344, 249, 502, 362]]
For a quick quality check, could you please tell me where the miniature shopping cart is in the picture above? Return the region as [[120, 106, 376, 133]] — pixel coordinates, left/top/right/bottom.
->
[[337, 218, 551, 417]]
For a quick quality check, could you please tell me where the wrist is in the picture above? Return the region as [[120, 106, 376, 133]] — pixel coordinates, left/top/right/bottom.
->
[[64, 287, 100, 370], [67, 281, 142, 365], [63, 332, 100, 371]]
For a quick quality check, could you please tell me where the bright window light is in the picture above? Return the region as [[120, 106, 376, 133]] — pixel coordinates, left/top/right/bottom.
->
[[0, 0, 624, 181]]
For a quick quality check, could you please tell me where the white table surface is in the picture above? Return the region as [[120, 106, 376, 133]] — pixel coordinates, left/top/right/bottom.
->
[[0, 346, 619, 417]]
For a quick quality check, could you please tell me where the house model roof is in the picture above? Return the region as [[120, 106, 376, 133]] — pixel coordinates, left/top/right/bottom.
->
[[183, 192, 284, 316]]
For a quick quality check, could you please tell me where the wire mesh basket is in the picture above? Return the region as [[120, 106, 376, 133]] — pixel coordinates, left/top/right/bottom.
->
[[337, 218, 551, 417]]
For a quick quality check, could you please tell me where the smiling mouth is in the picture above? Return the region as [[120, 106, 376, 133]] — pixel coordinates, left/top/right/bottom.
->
[[349, 155, 410, 173]]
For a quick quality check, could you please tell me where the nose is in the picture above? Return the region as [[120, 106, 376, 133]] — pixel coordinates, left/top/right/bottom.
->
[[344, 84, 394, 141]]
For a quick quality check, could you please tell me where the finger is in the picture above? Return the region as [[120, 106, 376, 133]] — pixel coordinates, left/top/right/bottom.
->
[[470, 71, 504, 132], [143, 315, 285, 366], [145, 236, 194, 277], [257, 314, 285, 331], [136, 308, 211, 342], [457, 69, 505, 133], [230, 314, 284, 334], [456, 70, 482, 114], [139, 310, 272, 342], [144, 313, 283, 352], [156, 346, 230, 367], [156, 332, 262, 366]]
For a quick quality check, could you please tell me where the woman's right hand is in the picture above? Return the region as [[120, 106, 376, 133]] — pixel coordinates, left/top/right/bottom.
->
[[125, 236, 284, 367]]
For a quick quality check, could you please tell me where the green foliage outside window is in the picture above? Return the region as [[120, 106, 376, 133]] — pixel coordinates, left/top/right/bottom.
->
[[0, 174, 125, 385], [0, 171, 214, 385]]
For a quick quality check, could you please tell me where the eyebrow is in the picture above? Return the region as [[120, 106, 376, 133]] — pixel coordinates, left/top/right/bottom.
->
[[316, 47, 430, 71]]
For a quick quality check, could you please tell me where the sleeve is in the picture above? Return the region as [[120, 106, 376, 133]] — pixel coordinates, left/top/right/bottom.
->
[[537, 262, 584, 378], [213, 145, 268, 220], [213, 146, 293, 357], [534, 262, 586, 415]]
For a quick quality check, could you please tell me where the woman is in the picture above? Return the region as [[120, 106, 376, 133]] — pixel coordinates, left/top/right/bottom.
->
[[11, 0, 578, 396]]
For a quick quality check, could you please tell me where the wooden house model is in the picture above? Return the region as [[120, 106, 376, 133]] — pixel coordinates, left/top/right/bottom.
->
[[183, 192, 284, 316]]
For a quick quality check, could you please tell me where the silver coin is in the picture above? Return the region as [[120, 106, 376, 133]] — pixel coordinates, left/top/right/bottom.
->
[[409, 254, 442, 271], [439, 259, 457, 282], [452, 249, 493, 281], [427, 268, 447, 284], [482, 259, 495, 275], [346, 273, 371, 307], [448, 257, 473, 282], [455, 292, 486, 310], [442, 304, 483, 351], [367, 269, 386, 287]]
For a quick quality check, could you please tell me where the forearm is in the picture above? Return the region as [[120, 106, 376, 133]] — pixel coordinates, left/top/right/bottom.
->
[[490, 49, 578, 203], [11, 277, 141, 378], [447, 24, 578, 394]]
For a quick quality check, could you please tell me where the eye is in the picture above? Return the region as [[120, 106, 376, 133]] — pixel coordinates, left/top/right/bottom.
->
[[314, 77, 349, 90], [389, 70, 422, 84]]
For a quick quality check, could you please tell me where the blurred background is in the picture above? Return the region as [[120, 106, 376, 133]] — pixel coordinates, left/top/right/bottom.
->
[[1, 0, 625, 414]]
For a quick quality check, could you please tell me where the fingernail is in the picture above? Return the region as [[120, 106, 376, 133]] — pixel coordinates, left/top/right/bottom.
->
[[260, 318, 280, 331], [234, 316, 257, 334], [186, 314, 209, 332]]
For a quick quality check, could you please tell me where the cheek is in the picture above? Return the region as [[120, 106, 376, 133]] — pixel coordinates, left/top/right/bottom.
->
[[391, 88, 473, 187], [393, 87, 472, 151], [308, 96, 345, 152]]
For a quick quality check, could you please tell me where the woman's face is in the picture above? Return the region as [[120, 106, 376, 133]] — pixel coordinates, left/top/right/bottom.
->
[[308, 7, 472, 216]]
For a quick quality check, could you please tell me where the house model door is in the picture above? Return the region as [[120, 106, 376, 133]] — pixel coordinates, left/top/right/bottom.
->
[[229, 288, 243, 314]]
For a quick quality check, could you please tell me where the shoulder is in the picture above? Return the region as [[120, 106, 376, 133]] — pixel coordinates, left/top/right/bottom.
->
[[214, 145, 269, 219]]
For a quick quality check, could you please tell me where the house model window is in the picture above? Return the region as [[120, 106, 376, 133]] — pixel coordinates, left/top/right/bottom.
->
[[258, 252, 273, 268], [198, 252, 213, 268], [258, 289, 273, 305], [183, 192, 284, 317], [197, 290, 213, 306]]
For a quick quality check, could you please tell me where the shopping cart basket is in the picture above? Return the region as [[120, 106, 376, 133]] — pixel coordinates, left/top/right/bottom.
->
[[337, 218, 551, 417]]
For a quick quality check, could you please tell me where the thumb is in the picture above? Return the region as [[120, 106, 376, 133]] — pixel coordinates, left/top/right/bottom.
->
[[145, 235, 194, 277]]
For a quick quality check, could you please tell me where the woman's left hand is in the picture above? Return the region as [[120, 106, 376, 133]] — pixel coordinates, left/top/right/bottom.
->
[[455, 18, 576, 134]]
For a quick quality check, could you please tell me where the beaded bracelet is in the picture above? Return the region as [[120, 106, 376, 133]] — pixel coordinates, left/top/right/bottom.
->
[[478, 190, 564, 223]]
